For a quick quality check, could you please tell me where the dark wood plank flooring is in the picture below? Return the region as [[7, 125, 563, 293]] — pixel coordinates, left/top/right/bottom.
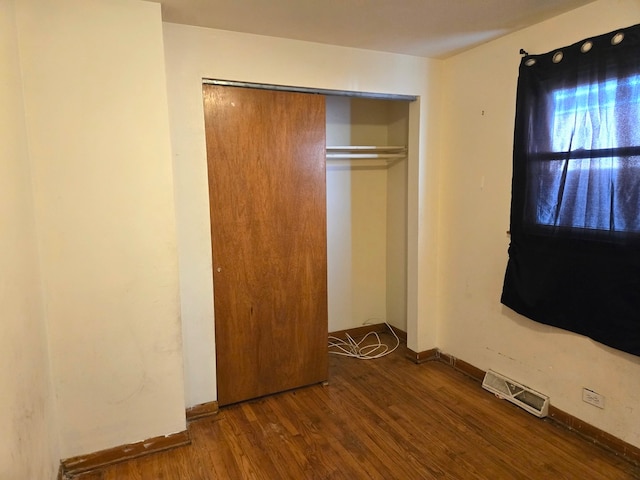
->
[[72, 337, 640, 479]]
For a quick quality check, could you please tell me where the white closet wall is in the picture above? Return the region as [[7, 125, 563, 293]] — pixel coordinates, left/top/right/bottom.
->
[[385, 101, 409, 333], [326, 96, 409, 333]]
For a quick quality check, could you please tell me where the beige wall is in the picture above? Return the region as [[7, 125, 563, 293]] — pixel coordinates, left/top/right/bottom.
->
[[439, 0, 640, 448], [14, 0, 186, 458], [0, 0, 59, 477], [162, 23, 444, 407], [7, 0, 635, 467]]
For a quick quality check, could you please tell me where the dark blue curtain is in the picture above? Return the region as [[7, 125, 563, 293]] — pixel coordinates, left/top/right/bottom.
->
[[501, 23, 640, 356]]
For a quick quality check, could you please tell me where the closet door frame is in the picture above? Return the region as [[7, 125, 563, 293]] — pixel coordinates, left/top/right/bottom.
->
[[203, 79, 420, 402]]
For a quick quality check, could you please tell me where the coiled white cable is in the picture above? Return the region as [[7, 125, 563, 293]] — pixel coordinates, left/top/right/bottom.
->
[[328, 322, 400, 360]]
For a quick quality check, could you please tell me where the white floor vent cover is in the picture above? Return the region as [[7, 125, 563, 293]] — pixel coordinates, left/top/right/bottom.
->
[[482, 370, 549, 418]]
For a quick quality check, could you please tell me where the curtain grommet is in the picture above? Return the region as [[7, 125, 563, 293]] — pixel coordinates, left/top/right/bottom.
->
[[524, 58, 536, 67], [580, 41, 593, 53], [612, 32, 624, 45], [552, 51, 564, 63]]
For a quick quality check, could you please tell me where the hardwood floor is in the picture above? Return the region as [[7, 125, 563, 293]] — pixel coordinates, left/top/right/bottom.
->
[[71, 336, 640, 479]]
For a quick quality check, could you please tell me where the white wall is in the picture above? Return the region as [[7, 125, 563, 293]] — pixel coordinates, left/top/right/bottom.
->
[[387, 157, 408, 330], [386, 102, 410, 331], [326, 161, 388, 332], [439, 0, 640, 448], [326, 96, 408, 333], [0, 0, 59, 477], [14, 0, 186, 458], [163, 23, 444, 407]]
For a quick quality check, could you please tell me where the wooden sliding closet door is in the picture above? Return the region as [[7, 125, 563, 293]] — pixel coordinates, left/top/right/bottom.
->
[[203, 85, 328, 406]]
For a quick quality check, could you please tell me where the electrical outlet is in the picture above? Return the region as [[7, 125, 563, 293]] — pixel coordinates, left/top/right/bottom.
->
[[583, 388, 605, 409]]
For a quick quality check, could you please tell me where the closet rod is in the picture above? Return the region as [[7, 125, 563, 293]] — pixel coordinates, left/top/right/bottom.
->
[[326, 153, 406, 159], [203, 79, 418, 102]]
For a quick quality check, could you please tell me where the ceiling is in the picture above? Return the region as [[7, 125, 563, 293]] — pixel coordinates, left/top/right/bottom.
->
[[150, 0, 596, 59]]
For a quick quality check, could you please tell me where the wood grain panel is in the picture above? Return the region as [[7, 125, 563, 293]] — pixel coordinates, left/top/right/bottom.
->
[[203, 85, 328, 406]]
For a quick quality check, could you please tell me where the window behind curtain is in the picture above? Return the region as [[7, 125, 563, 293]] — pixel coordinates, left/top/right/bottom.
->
[[502, 24, 640, 356], [530, 75, 640, 234]]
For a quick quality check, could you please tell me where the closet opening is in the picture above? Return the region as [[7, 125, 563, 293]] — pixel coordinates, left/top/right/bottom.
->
[[325, 95, 412, 337], [203, 78, 418, 355]]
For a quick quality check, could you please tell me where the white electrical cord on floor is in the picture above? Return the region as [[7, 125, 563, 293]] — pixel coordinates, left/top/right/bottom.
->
[[328, 321, 400, 360]]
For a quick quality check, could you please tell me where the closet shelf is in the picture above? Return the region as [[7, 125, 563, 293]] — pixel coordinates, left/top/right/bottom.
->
[[326, 146, 407, 167]]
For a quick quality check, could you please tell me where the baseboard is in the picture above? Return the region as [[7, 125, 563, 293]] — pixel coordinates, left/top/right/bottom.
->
[[329, 323, 388, 341], [388, 325, 407, 343], [186, 400, 219, 422], [548, 406, 640, 466], [330, 323, 408, 359], [437, 351, 486, 382], [406, 347, 439, 364], [59, 430, 190, 477], [430, 350, 640, 467]]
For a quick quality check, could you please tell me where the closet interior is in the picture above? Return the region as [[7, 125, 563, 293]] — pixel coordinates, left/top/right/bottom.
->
[[325, 95, 410, 335]]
